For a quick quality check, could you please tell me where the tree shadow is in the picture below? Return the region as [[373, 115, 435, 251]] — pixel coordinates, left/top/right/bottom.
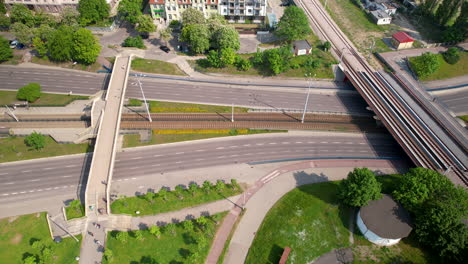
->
[[178, 248, 191, 258], [182, 232, 196, 245], [267, 244, 284, 264]]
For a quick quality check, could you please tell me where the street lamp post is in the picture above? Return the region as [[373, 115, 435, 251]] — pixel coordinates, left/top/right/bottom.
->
[[301, 73, 314, 123], [231, 103, 234, 122], [136, 74, 152, 122]]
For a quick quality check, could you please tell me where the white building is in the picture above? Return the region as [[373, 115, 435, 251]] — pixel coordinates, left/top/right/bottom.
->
[[3, 0, 118, 13], [357, 195, 413, 246], [370, 9, 392, 25], [149, 0, 267, 23]]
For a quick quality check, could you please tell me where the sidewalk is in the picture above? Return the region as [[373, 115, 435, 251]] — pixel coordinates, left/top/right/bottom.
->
[[207, 159, 406, 264]]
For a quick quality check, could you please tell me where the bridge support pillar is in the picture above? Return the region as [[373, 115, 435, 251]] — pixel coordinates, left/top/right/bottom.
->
[[333, 64, 347, 82]]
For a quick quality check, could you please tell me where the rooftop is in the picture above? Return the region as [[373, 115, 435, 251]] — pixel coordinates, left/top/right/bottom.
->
[[293, 40, 311, 50], [392, 31, 414, 43], [360, 194, 413, 239]]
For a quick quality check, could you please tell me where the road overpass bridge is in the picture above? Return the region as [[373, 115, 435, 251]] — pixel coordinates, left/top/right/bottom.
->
[[296, 0, 467, 185]]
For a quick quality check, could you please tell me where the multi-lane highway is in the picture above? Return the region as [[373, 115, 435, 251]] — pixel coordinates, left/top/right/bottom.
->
[[0, 66, 368, 114], [0, 133, 401, 204], [434, 89, 468, 115]]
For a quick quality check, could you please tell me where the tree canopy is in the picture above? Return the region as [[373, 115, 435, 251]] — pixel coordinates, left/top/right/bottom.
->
[[181, 24, 210, 54], [338, 168, 382, 207], [136, 14, 156, 34], [0, 35, 12, 62], [60, 6, 80, 27], [393, 167, 453, 213], [211, 26, 240, 51], [17, 83, 41, 102], [181, 7, 206, 25], [10, 4, 35, 27], [409, 52, 441, 78], [72, 28, 101, 64], [274, 6, 312, 41], [10, 22, 34, 45], [78, 0, 110, 26], [118, 0, 143, 24], [48, 26, 74, 62]]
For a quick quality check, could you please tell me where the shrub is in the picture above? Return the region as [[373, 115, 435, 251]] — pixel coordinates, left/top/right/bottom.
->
[[338, 168, 382, 207], [0, 35, 13, 62], [442, 47, 460, 65], [235, 57, 252, 71], [24, 132, 46, 150], [122, 36, 145, 49], [169, 20, 181, 28], [17, 82, 41, 102], [409, 52, 440, 78]]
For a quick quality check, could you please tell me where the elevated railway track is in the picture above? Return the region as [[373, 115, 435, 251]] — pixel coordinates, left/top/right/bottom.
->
[[296, 0, 467, 185]]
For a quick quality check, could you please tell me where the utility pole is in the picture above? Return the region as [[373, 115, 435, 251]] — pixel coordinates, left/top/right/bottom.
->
[[231, 103, 234, 122], [136, 74, 152, 122], [301, 73, 313, 123]]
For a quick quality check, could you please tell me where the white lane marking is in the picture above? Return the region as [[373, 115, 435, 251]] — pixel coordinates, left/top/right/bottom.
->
[[2, 193, 9, 196], [195, 158, 205, 161], [54, 187, 60, 190], [230, 154, 239, 157], [12, 192, 18, 195], [45, 188, 52, 190], [243, 144, 251, 147], [332, 142, 341, 144], [131, 177, 137, 180], [21, 170, 32, 173], [43, 167, 54, 170], [130, 166, 140, 170], [359, 143, 365, 145], [124, 178, 130, 181], [175, 161, 182, 164], [0, 173, 8, 176], [281, 142, 290, 144], [229, 146, 238, 148], [29, 179, 40, 182], [4, 182, 14, 185], [218, 156, 226, 158], [295, 142, 303, 144], [320, 141, 328, 144], [307, 141, 315, 143], [153, 154, 162, 157], [65, 165, 77, 168], [117, 179, 122, 182], [195, 149, 205, 152], [268, 143, 276, 145], [62, 175, 72, 178], [139, 185, 144, 189], [29, 190, 35, 193], [151, 164, 160, 167], [256, 143, 264, 146], [216, 147, 224, 150], [175, 152, 185, 155], [131, 157, 142, 160]]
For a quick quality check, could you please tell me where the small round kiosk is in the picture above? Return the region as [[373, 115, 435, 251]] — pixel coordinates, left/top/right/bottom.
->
[[357, 194, 412, 246]]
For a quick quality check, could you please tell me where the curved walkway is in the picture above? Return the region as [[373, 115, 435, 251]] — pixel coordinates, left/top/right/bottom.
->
[[206, 159, 406, 264]]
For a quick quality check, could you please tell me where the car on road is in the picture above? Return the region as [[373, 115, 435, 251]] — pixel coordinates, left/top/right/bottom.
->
[[160, 45, 171, 53]]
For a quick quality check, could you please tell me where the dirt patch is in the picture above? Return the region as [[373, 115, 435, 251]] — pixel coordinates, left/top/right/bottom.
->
[[8, 216, 18, 223], [35, 213, 40, 218], [10, 233, 23, 245]]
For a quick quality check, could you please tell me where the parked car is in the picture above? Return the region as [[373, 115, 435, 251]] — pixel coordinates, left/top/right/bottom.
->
[[9, 40, 18, 49], [160, 45, 171, 53]]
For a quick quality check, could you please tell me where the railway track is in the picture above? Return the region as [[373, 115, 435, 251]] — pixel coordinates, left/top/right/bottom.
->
[[296, 0, 467, 185]]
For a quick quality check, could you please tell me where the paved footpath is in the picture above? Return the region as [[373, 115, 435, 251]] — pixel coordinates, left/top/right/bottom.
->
[[207, 159, 406, 264]]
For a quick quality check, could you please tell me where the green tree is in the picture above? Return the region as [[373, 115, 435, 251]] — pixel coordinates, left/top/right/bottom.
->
[[118, 0, 143, 24], [72, 28, 101, 64], [78, 0, 110, 26], [206, 50, 222, 68], [24, 132, 46, 150], [188, 183, 198, 197], [211, 26, 240, 51], [195, 234, 207, 250], [159, 27, 173, 46], [183, 220, 194, 232], [0, 0, 6, 14], [409, 52, 441, 78], [32, 37, 48, 57], [144, 191, 154, 204], [0, 36, 12, 62], [36, 24, 55, 41], [442, 47, 460, 64], [10, 22, 34, 46], [149, 225, 161, 238], [181, 24, 210, 54], [10, 4, 35, 27], [136, 14, 156, 34], [17, 83, 41, 102], [215, 180, 225, 193], [116, 231, 129, 242], [202, 180, 212, 193], [393, 167, 453, 213], [48, 26, 74, 62], [135, 230, 144, 241], [264, 49, 283, 75], [196, 216, 208, 230], [0, 14, 10, 28], [174, 185, 184, 199], [34, 11, 58, 27], [23, 256, 37, 264], [103, 249, 113, 261], [230, 179, 239, 190], [219, 48, 236, 66], [181, 7, 205, 25], [186, 252, 200, 264], [323, 41, 331, 51], [158, 187, 168, 201], [275, 6, 312, 41], [338, 168, 382, 207], [165, 223, 176, 236], [415, 186, 467, 262], [235, 57, 252, 71], [122, 36, 145, 49], [60, 7, 80, 27]]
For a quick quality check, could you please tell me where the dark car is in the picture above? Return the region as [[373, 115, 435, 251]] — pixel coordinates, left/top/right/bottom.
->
[[160, 45, 171, 53], [280, 2, 291, 6]]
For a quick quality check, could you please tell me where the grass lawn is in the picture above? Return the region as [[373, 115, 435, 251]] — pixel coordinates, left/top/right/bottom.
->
[[149, 100, 249, 113], [246, 175, 435, 264], [418, 52, 468, 81], [111, 183, 242, 216], [0, 90, 89, 106], [31, 56, 103, 72], [0, 212, 81, 264], [131, 58, 186, 76], [191, 49, 336, 79], [0, 136, 91, 163], [458, 115, 468, 124], [123, 129, 286, 148], [104, 212, 227, 264], [65, 204, 85, 220]]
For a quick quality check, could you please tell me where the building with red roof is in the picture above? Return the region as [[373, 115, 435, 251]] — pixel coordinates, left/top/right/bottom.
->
[[392, 31, 415, 50]]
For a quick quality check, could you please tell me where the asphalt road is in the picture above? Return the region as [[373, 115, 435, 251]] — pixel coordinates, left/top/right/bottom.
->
[[0, 133, 401, 205], [434, 89, 468, 115], [0, 66, 368, 113]]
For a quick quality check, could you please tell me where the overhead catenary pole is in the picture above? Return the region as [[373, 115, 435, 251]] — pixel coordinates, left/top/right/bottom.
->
[[231, 103, 234, 122], [301, 73, 313, 123], [137, 74, 152, 122]]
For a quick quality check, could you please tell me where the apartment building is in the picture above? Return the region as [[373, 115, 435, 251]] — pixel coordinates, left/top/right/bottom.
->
[[149, 0, 267, 22], [4, 0, 118, 13]]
